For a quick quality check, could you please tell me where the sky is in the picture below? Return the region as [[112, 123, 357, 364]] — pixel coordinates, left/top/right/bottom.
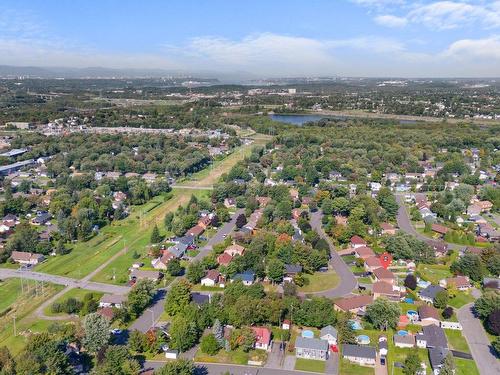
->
[[1, 0, 500, 77]]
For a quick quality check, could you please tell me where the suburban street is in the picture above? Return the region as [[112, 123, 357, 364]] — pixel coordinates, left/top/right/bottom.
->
[[309, 211, 357, 298]]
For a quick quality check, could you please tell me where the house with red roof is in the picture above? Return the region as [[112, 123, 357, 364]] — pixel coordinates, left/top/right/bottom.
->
[[217, 252, 233, 266], [350, 235, 367, 248], [251, 326, 271, 351], [380, 223, 396, 235], [364, 256, 382, 272], [354, 246, 375, 260], [372, 267, 396, 285], [431, 224, 449, 236]]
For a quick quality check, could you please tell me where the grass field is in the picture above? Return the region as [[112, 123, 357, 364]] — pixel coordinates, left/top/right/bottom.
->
[[298, 271, 339, 293], [455, 358, 480, 375], [448, 292, 475, 309], [339, 359, 374, 375], [445, 329, 470, 353], [0, 282, 64, 354], [294, 358, 326, 373], [416, 263, 452, 284], [0, 279, 22, 313]]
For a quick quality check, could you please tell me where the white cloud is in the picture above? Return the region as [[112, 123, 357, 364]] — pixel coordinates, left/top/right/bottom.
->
[[374, 14, 408, 27], [442, 35, 500, 59]]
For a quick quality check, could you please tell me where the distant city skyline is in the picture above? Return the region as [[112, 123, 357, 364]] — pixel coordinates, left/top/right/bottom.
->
[[1, 0, 500, 77]]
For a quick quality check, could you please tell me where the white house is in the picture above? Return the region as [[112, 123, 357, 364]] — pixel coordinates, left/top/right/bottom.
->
[[319, 325, 338, 346]]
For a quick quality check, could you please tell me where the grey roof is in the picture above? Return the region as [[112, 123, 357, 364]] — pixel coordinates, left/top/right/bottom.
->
[[233, 270, 255, 283], [483, 277, 500, 289], [295, 337, 329, 351], [379, 341, 388, 350], [191, 292, 210, 306], [320, 325, 338, 339], [169, 242, 188, 258], [419, 284, 445, 300], [418, 325, 448, 349], [0, 159, 35, 174], [100, 294, 127, 304], [178, 234, 195, 245], [342, 344, 376, 359], [285, 264, 303, 274], [393, 334, 415, 345], [429, 347, 449, 370], [33, 212, 51, 224]]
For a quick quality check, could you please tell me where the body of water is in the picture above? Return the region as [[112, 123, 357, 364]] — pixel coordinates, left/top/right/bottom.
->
[[269, 113, 417, 126]]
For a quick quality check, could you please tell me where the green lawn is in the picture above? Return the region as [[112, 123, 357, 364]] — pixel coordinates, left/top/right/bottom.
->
[[339, 359, 374, 375], [298, 271, 339, 293], [448, 292, 475, 309], [43, 288, 104, 317], [195, 348, 267, 365], [0, 279, 22, 313], [294, 358, 326, 373], [444, 330, 470, 353], [416, 264, 452, 284], [455, 358, 480, 375]]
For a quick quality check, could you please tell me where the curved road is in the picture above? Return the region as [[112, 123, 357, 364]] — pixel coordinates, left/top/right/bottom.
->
[[308, 211, 357, 298]]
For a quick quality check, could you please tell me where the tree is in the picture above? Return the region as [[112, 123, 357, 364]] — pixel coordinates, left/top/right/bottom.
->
[[404, 274, 417, 290], [95, 345, 141, 375], [235, 213, 247, 229], [267, 259, 285, 283], [488, 309, 500, 335], [83, 312, 111, 355], [167, 258, 183, 276], [433, 290, 449, 309], [169, 315, 199, 352], [212, 319, 224, 346], [165, 279, 191, 316], [186, 261, 205, 284], [365, 298, 401, 330], [155, 359, 195, 375], [336, 313, 356, 344], [230, 327, 255, 352], [0, 346, 16, 375], [439, 352, 455, 375], [150, 224, 162, 244], [403, 352, 422, 375], [283, 281, 297, 296], [127, 279, 155, 318], [321, 198, 334, 215], [200, 333, 220, 355], [493, 337, 500, 356], [129, 330, 148, 353], [442, 306, 454, 320], [450, 253, 483, 282], [474, 291, 500, 319]]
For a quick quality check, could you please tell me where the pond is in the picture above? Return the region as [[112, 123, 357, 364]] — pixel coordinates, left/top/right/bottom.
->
[[269, 113, 419, 126]]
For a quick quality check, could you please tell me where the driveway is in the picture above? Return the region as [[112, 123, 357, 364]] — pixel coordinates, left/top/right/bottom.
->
[[457, 303, 500, 375], [309, 211, 357, 298]]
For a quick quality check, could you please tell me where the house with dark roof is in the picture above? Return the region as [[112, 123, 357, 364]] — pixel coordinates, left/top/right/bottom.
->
[[428, 347, 450, 375], [483, 277, 500, 290], [393, 334, 415, 348], [31, 212, 52, 225], [191, 292, 210, 306], [320, 325, 338, 345], [284, 264, 303, 282], [295, 337, 329, 361], [232, 270, 255, 286], [99, 294, 127, 309], [419, 284, 445, 304], [416, 325, 448, 349], [342, 344, 376, 366]]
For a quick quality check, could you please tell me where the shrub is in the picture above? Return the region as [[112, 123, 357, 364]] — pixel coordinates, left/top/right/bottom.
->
[[442, 306, 454, 319]]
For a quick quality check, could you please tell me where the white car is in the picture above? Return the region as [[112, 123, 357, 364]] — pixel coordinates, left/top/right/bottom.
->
[[110, 329, 122, 335]]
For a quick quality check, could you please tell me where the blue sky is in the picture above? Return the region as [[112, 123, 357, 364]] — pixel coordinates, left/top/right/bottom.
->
[[1, 0, 499, 77]]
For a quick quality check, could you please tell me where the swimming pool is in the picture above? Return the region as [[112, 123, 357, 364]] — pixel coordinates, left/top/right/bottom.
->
[[302, 330, 314, 338], [357, 335, 371, 345], [349, 320, 362, 330], [398, 330, 408, 336]]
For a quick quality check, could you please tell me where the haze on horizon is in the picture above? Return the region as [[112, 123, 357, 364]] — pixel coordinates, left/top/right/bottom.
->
[[1, 0, 500, 78]]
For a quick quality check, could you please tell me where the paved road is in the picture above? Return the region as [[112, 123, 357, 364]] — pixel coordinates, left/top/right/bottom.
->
[[130, 209, 244, 333], [145, 360, 317, 375], [171, 185, 214, 190], [194, 209, 244, 262], [457, 303, 500, 375], [309, 211, 357, 298], [0, 269, 130, 295], [395, 194, 463, 251]]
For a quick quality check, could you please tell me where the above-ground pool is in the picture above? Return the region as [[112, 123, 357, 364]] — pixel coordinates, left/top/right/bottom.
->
[[407, 310, 418, 320], [417, 280, 431, 288], [301, 330, 314, 338], [398, 330, 408, 336], [349, 320, 362, 330], [404, 298, 414, 304], [357, 335, 371, 345]]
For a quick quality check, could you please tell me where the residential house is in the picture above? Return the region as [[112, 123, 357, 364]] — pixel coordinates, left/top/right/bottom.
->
[[217, 252, 233, 266], [191, 292, 210, 306], [187, 224, 205, 238], [142, 173, 157, 184], [256, 196, 272, 207], [224, 198, 236, 208], [284, 264, 302, 283], [427, 240, 449, 257], [342, 344, 376, 366], [251, 326, 271, 351], [11, 251, 45, 265], [478, 223, 500, 241], [224, 244, 245, 257], [99, 294, 126, 309], [364, 256, 382, 272], [350, 235, 367, 249], [201, 269, 221, 287], [393, 334, 415, 348], [419, 207, 437, 220], [151, 251, 176, 270], [429, 347, 450, 375], [439, 276, 471, 291], [354, 246, 376, 260], [483, 277, 500, 290], [334, 295, 373, 315], [418, 305, 441, 326], [319, 325, 338, 345], [378, 336, 388, 356], [419, 285, 445, 304], [295, 337, 329, 361], [372, 281, 402, 301], [372, 267, 396, 285], [232, 270, 255, 286], [416, 325, 448, 349], [168, 242, 188, 259], [380, 222, 396, 235], [431, 224, 449, 237]]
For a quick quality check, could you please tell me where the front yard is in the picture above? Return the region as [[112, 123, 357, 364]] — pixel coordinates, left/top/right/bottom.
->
[[294, 358, 326, 373], [194, 348, 267, 365], [298, 270, 339, 293]]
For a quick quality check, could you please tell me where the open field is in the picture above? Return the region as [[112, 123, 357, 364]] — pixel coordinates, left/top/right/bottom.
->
[[0, 282, 64, 354], [43, 288, 104, 317], [0, 278, 22, 313], [298, 271, 340, 293]]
